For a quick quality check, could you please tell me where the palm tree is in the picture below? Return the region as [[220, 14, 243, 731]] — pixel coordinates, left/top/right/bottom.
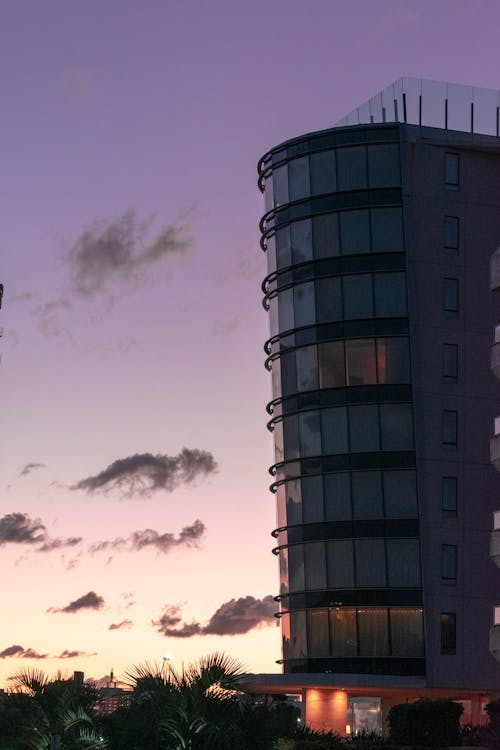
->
[[5, 667, 107, 749], [122, 652, 249, 750]]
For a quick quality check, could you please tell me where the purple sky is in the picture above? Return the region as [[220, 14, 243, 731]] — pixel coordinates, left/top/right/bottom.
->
[[1, 0, 499, 684]]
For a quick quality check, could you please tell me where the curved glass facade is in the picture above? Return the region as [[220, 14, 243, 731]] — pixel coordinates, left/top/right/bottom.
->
[[259, 125, 424, 676]]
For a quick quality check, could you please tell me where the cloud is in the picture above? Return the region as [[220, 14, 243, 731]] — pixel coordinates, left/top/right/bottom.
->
[[0, 512, 82, 554], [55, 649, 97, 659], [67, 209, 191, 297], [35, 299, 74, 340], [48, 591, 105, 614], [18, 462, 46, 478], [212, 317, 240, 337], [0, 645, 47, 659], [89, 520, 205, 555], [108, 619, 133, 631], [73, 448, 217, 497], [152, 595, 277, 638]]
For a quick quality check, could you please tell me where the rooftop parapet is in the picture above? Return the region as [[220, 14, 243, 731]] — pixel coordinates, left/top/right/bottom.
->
[[335, 77, 500, 137]]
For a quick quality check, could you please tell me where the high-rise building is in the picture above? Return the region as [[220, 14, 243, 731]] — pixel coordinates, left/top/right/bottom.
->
[[255, 79, 500, 733]]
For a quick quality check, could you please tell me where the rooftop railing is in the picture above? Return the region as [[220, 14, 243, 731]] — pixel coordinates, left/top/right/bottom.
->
[[335, 77, 500, 138]]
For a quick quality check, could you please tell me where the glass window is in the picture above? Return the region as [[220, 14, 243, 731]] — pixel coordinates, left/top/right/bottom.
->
[[327, 539, 354, 588], [371, 207, 404, 253], [310, 151, 336, 195], [355, 539, 386, 586], [285, 479, 302, 525], [345, 338, 377, 385], [377, 337, 410, 383], [324, 472, 352, 521], [380, 404, 414, 451], [296, 346, 318, 391], [318, 341, 346, 388], [336, 146, 368, 191], [367, 144, 401, 188], [442, 476, 458, 513], [321, 407, 349, 454], [290, 610, 307, 658], [271, 356, 281, 399], [445, 153, 459, 190], [316, 277, 342, 323], [441, 612, 456, 654], [374, 272, 407, 317], [273, 164, 289, 206], [340, 210, 371, 255], [349, 404, 380, 452], [442, 343, 458, 381], [288, 545, 305, 592], [313, 213, 340, 258], [387, 540, 421, 586], [304, 542, 327, 590], [280, 349, 297, 396], [307, 609, 330, 656], [390, 609, 424, 657], [357, 608, 389, 656], [274, 420, 284, 465], [383, 470, 418, 518], [443, 278, 459, 314], [283, 415, 299, 460], [288, 156, 310, 202], [269, 295, 279, 338], [279, 548, 289, 596], [291, 219, 313, 264], [275, 225, 291, 268], [298, 411, 321, 457], [444, 216, 459, 251], [294, 282, 315, 327], [441, 544, 457, 581], [330, 607, 357, 657], [342, 275, 373, 319], [352, 471, 383, 519], [264, 172, 274, 212], [278, 288, 294, 332], [442, 410, 458, 446], [301, 475, 324, 523]]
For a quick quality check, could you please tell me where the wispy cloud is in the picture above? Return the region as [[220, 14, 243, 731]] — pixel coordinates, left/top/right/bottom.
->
[[153, 595, 277, 638], [56, 649, 97, 659], [90, 520, 205, 554], [67, 209, 191, 297], [0, 512, 82, 553], [47, 591, 105, 614], [18, 462, 46, 478], [108, 619, 133, 631], [72, 448, 217, 497]]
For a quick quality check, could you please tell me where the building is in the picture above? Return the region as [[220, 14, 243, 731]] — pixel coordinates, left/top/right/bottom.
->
[[255, 78, 500, 733]]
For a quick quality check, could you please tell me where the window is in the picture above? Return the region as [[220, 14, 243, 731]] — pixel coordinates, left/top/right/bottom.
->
[[370, 207, 404, 252], [442, 410, 458, 446], [355, 540, 386, 586], [352, 471, 383, 519], [443, 278, 459, 315], [327, 539, 354, 588], [290, 219, 313, 264], [383, 470, 418, 518], [367, 144, 401, 188], [316, 277, 342, 323], [373, 272, 407, 317], [318, 340, 346, 388], [442, 476, 458, 513], [444, 216, 459, 251], [441, 544, 457, 582], [387, 540, 421, 586], [345, 338, 377, 385], [342, 274, 373, 319], [377, 337, 411, 384], [336, 146, 367, 191], [357, 608, 389, 656], [310, 151, 336, 195], [445, 153, 459, 190], [313, 213, 340, 258], [442, 343, 458, 381], [440, 612, 456, 654], [288, 157, 310, 201], [339, 210, 370, 255]]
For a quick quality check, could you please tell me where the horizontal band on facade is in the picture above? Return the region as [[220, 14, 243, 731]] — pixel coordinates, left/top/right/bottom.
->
[[271, 518, 420, 544], [264, 318, 409, 358], [269, 451, 417, 487], [280, 656, 426, 677], [262, 252, 406, 298], [259, 188, 403, 235], [278, 589, 424, 609]]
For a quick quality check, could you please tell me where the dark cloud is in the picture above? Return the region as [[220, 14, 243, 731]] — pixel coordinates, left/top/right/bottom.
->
[[0, 645, 47, 659], [67, 209, 191, 296], [90, 520, 204, 555], [56, 650, 97, 659], [48, 591, 105, 614], [73, 449, 217, 497], [152, 595, 277, 638], [108, 619, 133, 631], [38, 537, 82, 552], [0, 513, 46, 545], [18, 462, 46, 478]]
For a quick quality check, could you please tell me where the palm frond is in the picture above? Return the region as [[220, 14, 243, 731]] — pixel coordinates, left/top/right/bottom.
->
[[8, 667, 50, 696]]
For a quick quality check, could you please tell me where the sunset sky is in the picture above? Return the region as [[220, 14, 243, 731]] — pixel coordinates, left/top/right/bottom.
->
[[1, 0, 500, 688]]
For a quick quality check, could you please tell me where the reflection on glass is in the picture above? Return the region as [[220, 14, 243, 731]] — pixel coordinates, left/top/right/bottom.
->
[[310, 151, 337, 195], [302, 475, 324, 523], [288, 546, 305, 592], [346, 339, 377, 385], [319, 341, 346, 388], [358, 609, 390, 656], [377, 338, 410, 383], [291, 219, 313, 264], [296, 345, 318, 391], [294, 282, 315, 327], [273, 164, 289, 206], [298, 411, 321, 457], [288, 157, 310, 202], [330, 608, 357, 657], [304, 542, 327, 590], [313, 213, 340, 258], [307, 609, 330, 656]]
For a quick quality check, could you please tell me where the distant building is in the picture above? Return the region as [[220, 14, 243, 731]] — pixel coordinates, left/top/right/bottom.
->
[[255, 78, 500, 733]]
